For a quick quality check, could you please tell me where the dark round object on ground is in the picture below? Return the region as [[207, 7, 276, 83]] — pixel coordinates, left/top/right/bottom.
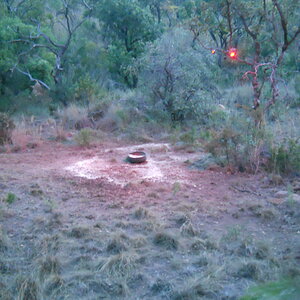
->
[[127, 151, 147, 163]]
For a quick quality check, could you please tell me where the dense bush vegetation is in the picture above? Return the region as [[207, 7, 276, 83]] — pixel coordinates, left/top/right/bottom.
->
[[0, 0, 299, 174]]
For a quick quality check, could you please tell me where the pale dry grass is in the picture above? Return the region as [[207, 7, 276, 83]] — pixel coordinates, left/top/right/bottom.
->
[[11, 118, 42, 150], [98, 251, 139, 279], [56, 104, 89, 129]]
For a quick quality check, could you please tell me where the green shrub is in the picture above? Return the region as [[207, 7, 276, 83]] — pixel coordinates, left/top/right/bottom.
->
[[204, 114, 272, 172], [139, 28, 221, 123], [74, 128, 95, 146], [0, 112, 15, 145], [270, 138, 300, 174]]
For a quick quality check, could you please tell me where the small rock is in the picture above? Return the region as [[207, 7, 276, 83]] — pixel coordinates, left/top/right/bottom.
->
[[267, 198, 285, 205], [290, 193, 300, 203], [269, 174, 284, 185], [274, 191, 289, 198], [85, 215, 95, 220], [30, 189, 43, 196], [26, 142, 38, 149]]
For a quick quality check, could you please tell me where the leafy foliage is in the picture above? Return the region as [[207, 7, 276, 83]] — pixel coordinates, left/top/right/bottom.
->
[[139, 28, 221, 122], [270, 138, 300, 174], [94, 0, 159, 87]]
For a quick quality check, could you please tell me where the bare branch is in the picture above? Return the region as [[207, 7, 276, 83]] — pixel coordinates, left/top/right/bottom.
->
[[272, 0, 300, 65], [16, 68, 50, 90], [272, 0, 288, 46], [239, 14, 256, 40], [82, 0, 92, 11], [225, 0, 233, 46]]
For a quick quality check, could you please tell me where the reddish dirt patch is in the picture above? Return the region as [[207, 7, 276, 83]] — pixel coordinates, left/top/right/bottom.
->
[[0, 140, 299, 299]]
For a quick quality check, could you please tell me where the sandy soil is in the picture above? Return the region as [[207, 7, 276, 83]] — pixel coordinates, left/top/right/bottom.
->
[[0, 140, 299, 299]]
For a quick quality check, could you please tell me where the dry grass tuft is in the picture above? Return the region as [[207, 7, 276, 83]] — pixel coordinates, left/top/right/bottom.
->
[[221, 230, 271, 260], [190, 238, 218, 252], [234, 260, 265, 280], [0, 225, 9, 251], [153, 232, 179, 250], [38, 234, 60, 255], [0, 281, 12, 300], [98, 251, 139, 279], [172, 212, 190, 226], [193, 253, 211, 268], [16, 277, 40, 300], [67, 227, 90, 239], [150, 278, 173, 296], [56, 104, 89, 129], [131, 235, 147, 248], [43, 274, 64, 297], [133, 207, 150, 219], [172, 276, 220, 300], [37, 256, 61, 281], [180, 221, 197, 237], [106, 233, 129, 254], [247, 203, 278, 221], [11, 119, 42, 150]]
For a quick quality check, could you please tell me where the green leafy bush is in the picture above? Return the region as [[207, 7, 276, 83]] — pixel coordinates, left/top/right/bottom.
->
[[204, 115, 271, 172], [139, 28, 221, 123], [270, 138, 300, 174], [74, 128, 95, 147]]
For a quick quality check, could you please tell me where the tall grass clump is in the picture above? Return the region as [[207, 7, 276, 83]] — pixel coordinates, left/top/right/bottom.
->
[[0, 112, 15, 145], [98, 251, 139, 279], [0, 225, 9, 251], [56, 104, 89, 129], [16, 277, 41, 300]]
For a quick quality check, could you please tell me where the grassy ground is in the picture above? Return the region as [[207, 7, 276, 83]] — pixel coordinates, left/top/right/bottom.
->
[[0, 133, 299, 299]]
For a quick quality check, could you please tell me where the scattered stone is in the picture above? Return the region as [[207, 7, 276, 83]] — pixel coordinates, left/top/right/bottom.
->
[[274, 191, 289, 198]]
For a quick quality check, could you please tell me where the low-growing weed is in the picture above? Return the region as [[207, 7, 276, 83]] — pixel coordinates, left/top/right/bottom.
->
[[5, 192, 16, 204]]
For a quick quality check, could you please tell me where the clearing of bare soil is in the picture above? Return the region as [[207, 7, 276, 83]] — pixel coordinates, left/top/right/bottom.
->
[[0, 139, 299, 299]]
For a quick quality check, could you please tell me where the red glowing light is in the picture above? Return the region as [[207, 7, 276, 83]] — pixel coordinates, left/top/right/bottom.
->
[[228, 48, 237, 60], [211, 49, 216, 54]]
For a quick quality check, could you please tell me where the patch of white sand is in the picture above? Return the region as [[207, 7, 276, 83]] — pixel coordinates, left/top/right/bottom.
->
[[64, 156, 163, 186]]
